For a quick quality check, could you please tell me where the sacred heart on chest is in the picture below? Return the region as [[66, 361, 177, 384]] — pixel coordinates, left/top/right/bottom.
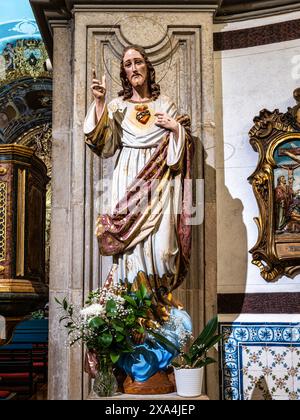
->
[[135, 104, 151, 125]]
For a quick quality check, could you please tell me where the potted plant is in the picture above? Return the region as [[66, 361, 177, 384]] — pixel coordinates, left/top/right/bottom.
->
[[172, 316, 223, 398], [56, 283, 176, 397]]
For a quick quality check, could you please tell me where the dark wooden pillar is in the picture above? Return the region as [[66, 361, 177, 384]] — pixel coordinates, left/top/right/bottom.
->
[[0, 145, 49, 343]]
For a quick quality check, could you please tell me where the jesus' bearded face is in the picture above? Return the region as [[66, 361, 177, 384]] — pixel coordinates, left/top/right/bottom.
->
[[123, 49, 148, 89]]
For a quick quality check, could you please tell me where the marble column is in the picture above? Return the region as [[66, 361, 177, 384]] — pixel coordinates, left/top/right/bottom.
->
[[48, 21, 83, 400]]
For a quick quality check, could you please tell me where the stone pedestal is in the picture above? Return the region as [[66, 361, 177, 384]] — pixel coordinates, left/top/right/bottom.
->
[[44, 1, 218, 400]]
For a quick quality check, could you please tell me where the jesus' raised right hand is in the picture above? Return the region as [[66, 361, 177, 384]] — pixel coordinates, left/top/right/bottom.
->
[[91, 71, 106, 102]]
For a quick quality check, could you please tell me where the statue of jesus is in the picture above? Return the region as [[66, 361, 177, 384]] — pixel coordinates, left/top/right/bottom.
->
[[84, 45, 194, 391]]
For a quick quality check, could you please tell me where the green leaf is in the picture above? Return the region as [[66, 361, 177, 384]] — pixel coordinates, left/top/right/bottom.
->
[[55, 297, 62, 305], [135, 290, 142, 301], [126, 314, 135, 326], [59, 315, 69, 323], [122, 346, 134, 353], [116, 332, 125, 343], [110, 353, 120, 364], [89, 317, 106, 329], [171, 361, 181, 368], [145, 299, 152, 307], [112, 324, 125, 333], [70, 336, 82, 346], [190, 333, 223, 361], [183, 353, 192, 366], [191, 317, 218, 350], [63, 298, 68, 311], [106, 299, 117, 314], [124, 295, 138, 308], [112, 319, 124, 327], [98, 333, 113, 348], [139, 284, 148, 300], [204, 334, 223, 351], [137, 326, 145, 334], [136, 309, 147, 317], [124, 338, 135, 352]]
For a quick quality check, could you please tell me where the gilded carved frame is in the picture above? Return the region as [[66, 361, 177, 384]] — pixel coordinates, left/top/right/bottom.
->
[[249, 89, 300, 282]]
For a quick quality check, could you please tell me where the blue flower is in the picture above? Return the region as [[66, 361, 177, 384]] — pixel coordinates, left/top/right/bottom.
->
[[224, 362, 238, 377], [224, 386, 239, 400], [282, 328, 292, 342], [234, 328, 249, 341], [225, 338, 237, 354], [258, 328, 273, 341]]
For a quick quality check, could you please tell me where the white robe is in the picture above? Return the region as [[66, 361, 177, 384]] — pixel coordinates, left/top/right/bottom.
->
[[84, 95, 186, 284]]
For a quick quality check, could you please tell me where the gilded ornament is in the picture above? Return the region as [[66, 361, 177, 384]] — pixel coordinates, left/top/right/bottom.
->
[[16, 124, 52, 284], [0, 167, 7, 176], [0, 181, 7, 262], [0, 40, 50, 85], [249, 89, 300, 281]]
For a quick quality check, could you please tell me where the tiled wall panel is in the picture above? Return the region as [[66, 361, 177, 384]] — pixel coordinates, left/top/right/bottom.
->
[[220, 322, 300, 400]]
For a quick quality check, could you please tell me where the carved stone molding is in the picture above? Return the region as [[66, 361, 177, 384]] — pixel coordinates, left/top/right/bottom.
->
[[87, 24, 202, 131], [30, 0, 300, 59]]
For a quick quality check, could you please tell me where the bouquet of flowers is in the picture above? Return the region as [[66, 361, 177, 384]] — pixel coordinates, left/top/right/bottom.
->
[[56, 283, 178, 396]]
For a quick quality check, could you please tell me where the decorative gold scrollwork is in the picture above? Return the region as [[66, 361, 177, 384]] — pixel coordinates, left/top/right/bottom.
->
[[252, 259, 283, 283], [17, 124, 52, 284], [0, 40, 50, 85], [253, 172, 269, 203], [0, 181, 7, 263], [0, 167, 7, 176]]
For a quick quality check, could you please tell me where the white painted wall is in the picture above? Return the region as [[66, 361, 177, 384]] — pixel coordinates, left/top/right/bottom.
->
[[215, 15, 300, 296]]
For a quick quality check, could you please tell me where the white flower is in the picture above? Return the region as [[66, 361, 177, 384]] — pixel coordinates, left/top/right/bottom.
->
[[115, 296, 125, 305], [80, 304, 105, 320]]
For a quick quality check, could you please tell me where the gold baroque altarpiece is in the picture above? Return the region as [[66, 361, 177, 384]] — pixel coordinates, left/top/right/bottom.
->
[[249, 88, 300, 282]]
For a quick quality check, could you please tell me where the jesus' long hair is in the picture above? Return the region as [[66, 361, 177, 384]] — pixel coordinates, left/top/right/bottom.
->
[[118, 45, 160, 101]]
